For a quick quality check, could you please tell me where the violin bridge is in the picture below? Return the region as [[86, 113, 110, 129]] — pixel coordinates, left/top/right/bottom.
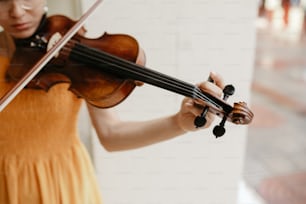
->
[[47, 32, 63, 58]]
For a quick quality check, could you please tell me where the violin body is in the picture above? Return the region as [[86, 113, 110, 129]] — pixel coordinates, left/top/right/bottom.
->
[[7, 15, 142, 107]]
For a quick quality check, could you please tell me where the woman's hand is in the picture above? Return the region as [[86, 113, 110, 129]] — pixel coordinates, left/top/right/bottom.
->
[[175, 72, 225, 132]]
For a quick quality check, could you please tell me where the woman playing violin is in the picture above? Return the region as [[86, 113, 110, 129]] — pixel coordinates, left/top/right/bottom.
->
[[0, 0, 225, 203]]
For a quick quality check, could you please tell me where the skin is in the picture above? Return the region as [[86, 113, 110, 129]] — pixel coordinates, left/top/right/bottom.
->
[[0, 0, 46, 39], [0, 0, 225, 152]]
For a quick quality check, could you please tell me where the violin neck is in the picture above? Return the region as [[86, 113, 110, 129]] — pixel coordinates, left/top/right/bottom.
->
[[68, 42, 230, 111]]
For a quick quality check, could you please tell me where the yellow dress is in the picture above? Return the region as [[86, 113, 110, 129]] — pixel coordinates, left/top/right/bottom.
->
[[0, 32, 102, 204]]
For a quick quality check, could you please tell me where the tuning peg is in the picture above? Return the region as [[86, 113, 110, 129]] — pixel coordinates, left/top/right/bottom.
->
[[213, 116, 227, 138], [223, 84, 235, 100], [212, 84, 235, 138], [194, 76, 214, 128], [194, 107, 209, 128]]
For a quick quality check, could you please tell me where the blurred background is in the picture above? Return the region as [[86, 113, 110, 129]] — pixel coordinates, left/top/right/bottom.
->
[[243, 0, 306, 203]]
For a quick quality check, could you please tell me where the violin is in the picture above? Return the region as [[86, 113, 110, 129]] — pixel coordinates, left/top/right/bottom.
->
[[0, 0, 253, 137]]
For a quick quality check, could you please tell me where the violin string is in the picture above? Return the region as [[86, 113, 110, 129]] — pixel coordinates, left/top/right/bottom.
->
[[67, 41, 196, 96], [64, 42, 222, 109], [61, 41, 197, 97], [61, 41, 222, 109]]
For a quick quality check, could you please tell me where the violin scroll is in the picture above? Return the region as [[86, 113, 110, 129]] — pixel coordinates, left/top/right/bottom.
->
[[194, 82, 253, 138], [210, 101, 253, 138], [231, 102, 254, 125]]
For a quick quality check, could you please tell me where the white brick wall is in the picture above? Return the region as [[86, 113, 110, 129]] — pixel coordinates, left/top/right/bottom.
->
[[81, 0, 257, 203], [47, 0, 82, 19]]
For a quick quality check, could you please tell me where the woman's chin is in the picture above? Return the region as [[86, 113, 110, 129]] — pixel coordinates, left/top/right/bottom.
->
[[10, 28, 36, 39]]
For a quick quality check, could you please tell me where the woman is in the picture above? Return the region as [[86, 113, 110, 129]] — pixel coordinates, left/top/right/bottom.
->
[[0, 0, 225, 203]]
